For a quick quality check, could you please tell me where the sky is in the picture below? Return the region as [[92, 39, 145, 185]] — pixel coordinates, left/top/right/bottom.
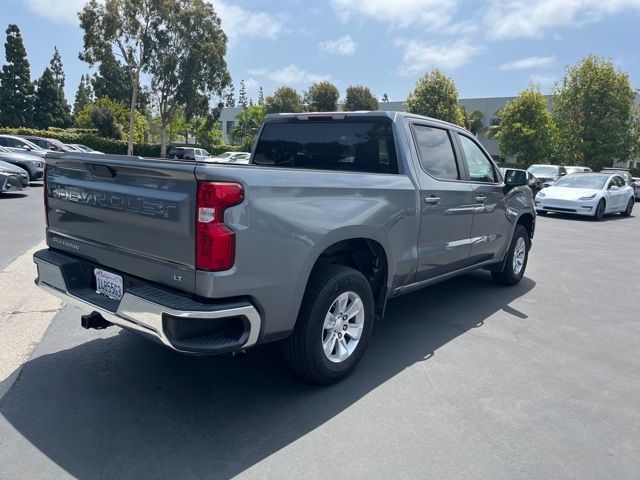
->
[[1, 0, 640, 106]]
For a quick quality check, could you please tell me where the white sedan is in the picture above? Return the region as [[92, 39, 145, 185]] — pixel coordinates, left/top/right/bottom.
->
[[535, 173, 635, 220]]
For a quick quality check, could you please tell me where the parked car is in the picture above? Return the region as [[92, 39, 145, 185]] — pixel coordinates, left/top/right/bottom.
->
[[62, 144, 82, 152], [208, 152, 251, 164], [632, 177, 640, 200], [34, 111, 535, 384], [69, 144, 104, 154], [527, 164, 567, 187], [0, 146, 45, 181], [535, 173, 634, 220], [500, 167, 541, 196], [0, 160, 30, 192], [167, 146, 211, 161], [0, 134, 48, 158], [600, 167, 634, 187], [21, 136, 73, 152], [565, 166, 592, 174]]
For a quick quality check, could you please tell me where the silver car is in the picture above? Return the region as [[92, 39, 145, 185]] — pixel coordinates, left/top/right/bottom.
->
[[0, 134, 48, 159], [0, 146, 45, 181]]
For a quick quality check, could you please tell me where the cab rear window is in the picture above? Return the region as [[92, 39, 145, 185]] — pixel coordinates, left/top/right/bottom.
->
[[253, 121, 398, 174]]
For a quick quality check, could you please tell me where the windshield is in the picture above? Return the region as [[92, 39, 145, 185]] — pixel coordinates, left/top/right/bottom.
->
[[554, 175, 607, 189], [528, 165, 557, 176]]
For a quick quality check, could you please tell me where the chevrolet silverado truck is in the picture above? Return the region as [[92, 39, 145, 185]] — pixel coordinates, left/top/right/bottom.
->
[[34, 111, 535, 384]]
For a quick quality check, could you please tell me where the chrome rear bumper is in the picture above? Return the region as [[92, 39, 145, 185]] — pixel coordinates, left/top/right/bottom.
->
[[34, 249, 261, 354]]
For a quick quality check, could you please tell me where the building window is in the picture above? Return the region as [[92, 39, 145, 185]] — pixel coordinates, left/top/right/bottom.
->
[[226, 121, 235, 132]]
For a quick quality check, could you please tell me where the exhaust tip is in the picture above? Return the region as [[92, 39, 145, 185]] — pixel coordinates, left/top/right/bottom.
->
[[81, 311, 112, 330]]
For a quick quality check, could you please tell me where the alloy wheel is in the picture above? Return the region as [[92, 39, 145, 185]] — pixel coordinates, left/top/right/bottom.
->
[[512, 236, 526, 276], [322, 291, 365, 363]]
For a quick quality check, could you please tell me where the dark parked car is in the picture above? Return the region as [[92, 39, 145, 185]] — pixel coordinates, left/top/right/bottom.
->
[[527, 164, 567, 188], [167, 146, 211, 161], [21, 136, 73, 152], [0, 160, 29, 192], [0, 146, 44, 181]]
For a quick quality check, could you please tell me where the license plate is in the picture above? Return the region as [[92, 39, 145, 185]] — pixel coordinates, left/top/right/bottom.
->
[[94, 268, 124, 301]]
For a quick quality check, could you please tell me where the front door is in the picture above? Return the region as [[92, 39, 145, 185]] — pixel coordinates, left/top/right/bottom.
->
[[455, 133, 511, 264], [411, 123, 475, 282]]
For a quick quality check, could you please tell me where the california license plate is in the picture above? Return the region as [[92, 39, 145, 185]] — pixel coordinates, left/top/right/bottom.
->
[[94, 268, 124, 301]]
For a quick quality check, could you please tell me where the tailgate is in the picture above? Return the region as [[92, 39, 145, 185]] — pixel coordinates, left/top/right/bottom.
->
[[45, 153, 198, 292]]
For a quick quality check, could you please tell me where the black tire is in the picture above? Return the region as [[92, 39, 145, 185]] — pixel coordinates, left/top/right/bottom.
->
[[536, 210, 547, 216], [593, 199, 605, 220], [621, 197, 634, 217], [492, 225, 530, 286], [283, 265, 374, 384]]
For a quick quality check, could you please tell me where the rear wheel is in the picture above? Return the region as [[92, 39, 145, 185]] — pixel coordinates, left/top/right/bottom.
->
[[621, 197, 634, 217], [492, 225, 529, 286], [283, 265, 374, 384], [593, 199, 606, 220]]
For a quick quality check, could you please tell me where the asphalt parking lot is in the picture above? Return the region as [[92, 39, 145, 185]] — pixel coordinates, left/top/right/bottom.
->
[[0, 200, 639, 479]]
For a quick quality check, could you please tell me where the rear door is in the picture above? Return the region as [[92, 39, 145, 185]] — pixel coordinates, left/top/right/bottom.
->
[[46, 154, 198, 290], [454, 133, 511, 264], [409, 123, 475, 281]]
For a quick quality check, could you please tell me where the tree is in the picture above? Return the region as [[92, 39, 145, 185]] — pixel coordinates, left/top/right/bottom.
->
[[494, 86, 557, 168], [79, 0, 160, 155], [74, 74, 93, 114], [76, 97, 148, 142], [33, 67, 72, 128], [264, 86, 304, 114], [91, 49, 130, 104], [238, 79, 248, 109], [50, 46, 65, 90], [257, 86, 264, 106], [91, 103, 123, 139], [460, 107, 487, 137], [405, 68, 464, 125], [224, 83, 235, 107], [147, 0, 231, 156], [381, 93, 389, 102], [306, 81, 339, 111], [0, 25, 34, 127], [231, 105, 265, 150], [553, 55, 636, 170], [343, 85, 378, 111]]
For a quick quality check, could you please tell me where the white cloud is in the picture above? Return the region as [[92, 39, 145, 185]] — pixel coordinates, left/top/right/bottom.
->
[[529, 73, 556, 86], [485, 0, 640, 39], [396, 39, 484, 75], [499, 56, 555, 71], [331, 0, 458, 30], [249, 65, 331, 85], [318, 35, 357, 55], [23, 0, 87, 24], [216, 1, 286, 41]]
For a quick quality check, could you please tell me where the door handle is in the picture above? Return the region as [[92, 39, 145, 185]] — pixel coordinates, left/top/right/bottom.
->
[[475, 195, 487, 203], [424, 196, 441, 205]]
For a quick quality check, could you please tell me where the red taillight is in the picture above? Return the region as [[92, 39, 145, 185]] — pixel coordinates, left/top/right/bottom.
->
[[196, 182, 244, 271], [43, 163, 49, 227]]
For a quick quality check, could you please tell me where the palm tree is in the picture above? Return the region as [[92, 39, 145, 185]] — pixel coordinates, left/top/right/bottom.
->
[[460, 107, 487, 137]]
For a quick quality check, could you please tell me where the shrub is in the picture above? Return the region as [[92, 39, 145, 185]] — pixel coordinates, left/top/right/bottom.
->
[[0, 126, 241, 158]]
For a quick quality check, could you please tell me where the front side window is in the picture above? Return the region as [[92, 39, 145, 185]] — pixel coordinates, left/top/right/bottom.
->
[[254, 120, 398, 174], [412, 125, 459, 180], [458, 135, 497, 183]]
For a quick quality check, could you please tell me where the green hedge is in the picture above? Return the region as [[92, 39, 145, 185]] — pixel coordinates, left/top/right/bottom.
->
[[0, 127, 240, 158]]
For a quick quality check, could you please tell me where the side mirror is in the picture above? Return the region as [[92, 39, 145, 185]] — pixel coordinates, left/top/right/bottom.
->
[[23, 145, 32, 151], [504, 169, 528, 187], [609, 185, 620, 191]]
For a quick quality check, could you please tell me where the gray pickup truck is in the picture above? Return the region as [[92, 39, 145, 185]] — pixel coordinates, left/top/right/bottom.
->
[[34, 111, 535, 383]]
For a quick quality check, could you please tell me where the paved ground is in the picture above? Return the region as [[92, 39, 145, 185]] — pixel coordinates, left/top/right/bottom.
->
[[0, 204, 639, 479]]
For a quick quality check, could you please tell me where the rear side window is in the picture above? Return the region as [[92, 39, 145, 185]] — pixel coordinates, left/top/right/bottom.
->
[[253, 121, 398, 174], [412, 125, 459, 180]]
